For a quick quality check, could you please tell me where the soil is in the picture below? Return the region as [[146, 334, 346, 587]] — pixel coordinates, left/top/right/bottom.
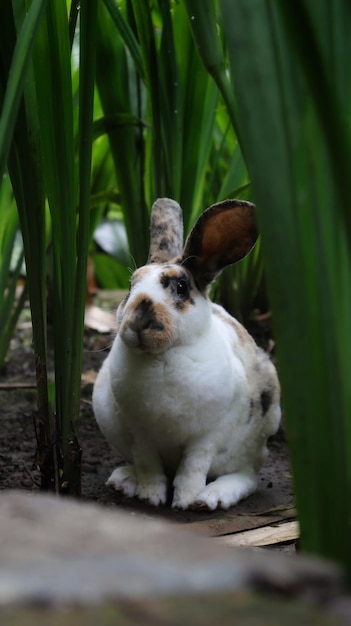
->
[[0, 311, 294, 541]]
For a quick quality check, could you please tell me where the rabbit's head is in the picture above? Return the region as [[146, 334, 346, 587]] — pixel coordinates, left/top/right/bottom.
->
[[117, 198, 257, 354]]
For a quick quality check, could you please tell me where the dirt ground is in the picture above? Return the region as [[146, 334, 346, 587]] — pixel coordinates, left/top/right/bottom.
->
[[0, 313, 294, 542]]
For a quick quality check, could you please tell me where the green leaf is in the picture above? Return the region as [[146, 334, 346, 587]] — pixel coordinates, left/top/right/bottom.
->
[[103, 0, 144, 79], [93, 253, 130, 289], [96, 1, 149, 266], [0, 0, 49, 179], [93, 113, 145, 141], [67, 0, 98, 482], [183, 0, 239, 135], [220, 0, 351, 574], [1, 0, 52, 485]]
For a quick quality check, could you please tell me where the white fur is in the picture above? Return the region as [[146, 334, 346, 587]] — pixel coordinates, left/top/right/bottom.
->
[[93, 262, 281, 511]]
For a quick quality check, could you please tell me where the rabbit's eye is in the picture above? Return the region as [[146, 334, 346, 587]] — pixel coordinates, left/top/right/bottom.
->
[[176, 279, 188, 296]]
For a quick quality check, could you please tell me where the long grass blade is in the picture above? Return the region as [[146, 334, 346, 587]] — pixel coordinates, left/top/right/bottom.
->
[[183, 0, 239, 136], [32, 0, 78, 490], [130, 0, 164, 198], [96, 2, 149, 266], [220, 0, 351, 575], [1, 1, 53, 487], [65, 0, 98, 488], [0, 0, 48, 179], [103, 0, 144, 79], [278, 2, 351, 244]]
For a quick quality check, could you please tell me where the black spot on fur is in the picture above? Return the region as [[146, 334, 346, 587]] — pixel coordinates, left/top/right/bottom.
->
[[248, 398, 254, 421], [138, 298, 153, 315], [159, 237, 171, 251], [160, 274, 171, 289], [160, 271, 195, 309], [260, 390, 272, 416], [152, 222, 169, 235]]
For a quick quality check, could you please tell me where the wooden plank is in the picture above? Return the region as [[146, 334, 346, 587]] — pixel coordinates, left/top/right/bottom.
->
[[0, 381, 36, 389], [215, 521, 299, 548], [0, 370, 97, 389], [185, 506, 296, 538]]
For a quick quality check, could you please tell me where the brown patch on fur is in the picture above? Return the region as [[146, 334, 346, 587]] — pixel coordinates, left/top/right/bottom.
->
[[212, 306, 254, 346], [120, 292, 174, 352], [161, 266, 183, 279], [131, 267, 152, 287], [153, 301, 174, 335], [231, 318, 255, 346]]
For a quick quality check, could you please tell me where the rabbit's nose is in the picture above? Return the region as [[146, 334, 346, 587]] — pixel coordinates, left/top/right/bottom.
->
[[129, 298, 164, 333], [120, 295, 173, 353]]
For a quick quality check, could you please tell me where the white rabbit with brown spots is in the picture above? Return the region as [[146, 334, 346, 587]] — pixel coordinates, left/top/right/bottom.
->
[[93, 198, 281, 510]]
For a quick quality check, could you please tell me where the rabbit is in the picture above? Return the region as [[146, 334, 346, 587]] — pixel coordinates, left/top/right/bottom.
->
[[93, 197, 281, 510]]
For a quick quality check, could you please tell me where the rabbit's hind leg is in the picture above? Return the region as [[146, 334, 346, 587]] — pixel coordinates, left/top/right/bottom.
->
[[194, 472, 257, 511]]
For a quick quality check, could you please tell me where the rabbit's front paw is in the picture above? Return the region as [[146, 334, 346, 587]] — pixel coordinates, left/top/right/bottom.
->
[[171, 485, 204, 510], [172, 473, 207, 510], [106, 465, 137, 498], [194, 473, 257, 511], [137, 476, 168, 506]]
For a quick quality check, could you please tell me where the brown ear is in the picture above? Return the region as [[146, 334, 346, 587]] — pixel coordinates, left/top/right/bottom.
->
[[147, 198, 184, 264], [181, 199, 258, 289]]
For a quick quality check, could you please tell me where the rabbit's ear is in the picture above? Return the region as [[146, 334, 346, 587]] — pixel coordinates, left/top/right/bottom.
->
[[181, 199, 258, 289], [147, 198, 184, 264]]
